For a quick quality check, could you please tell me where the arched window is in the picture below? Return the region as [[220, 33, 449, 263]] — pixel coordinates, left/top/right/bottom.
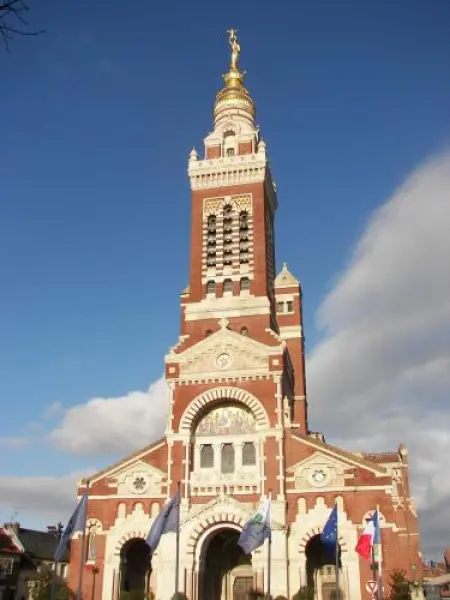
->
[[223, 279, 233, 294], [240, 277, 250, 292], [240, 326, 248, 336], [239, 211, 250, 264], [206, 280, 216, 295], [200, 444, 214, 468], [223, 205, 234, 266], [242, 442, 256, 466], [87, 524, 98, 562], [221, 444, 235, 473], [206, 215, 217, 267]]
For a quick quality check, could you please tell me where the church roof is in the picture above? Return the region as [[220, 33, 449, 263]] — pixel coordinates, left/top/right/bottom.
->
[[274, 262, 300, 289], [292, 430, 393, 474]]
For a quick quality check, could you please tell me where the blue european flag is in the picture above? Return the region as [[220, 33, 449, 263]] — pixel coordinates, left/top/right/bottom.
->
[[54, 490, 88, 562], [321, 504, 338, 554], [146, 490, 180, 553]]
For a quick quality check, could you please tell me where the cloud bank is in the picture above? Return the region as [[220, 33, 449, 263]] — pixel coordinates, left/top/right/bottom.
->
[[307, 149, 450, 557]]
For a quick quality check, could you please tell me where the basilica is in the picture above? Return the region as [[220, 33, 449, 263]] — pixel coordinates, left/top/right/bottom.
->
[[68, 31, 421, 600]]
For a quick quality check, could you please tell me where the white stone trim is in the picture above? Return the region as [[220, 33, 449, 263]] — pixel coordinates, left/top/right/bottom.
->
[[280, 325, 303, 340], [179, 386, 270, 432]]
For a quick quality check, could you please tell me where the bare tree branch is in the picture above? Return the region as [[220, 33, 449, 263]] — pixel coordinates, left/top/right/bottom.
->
[[0, 0, 44, 51]]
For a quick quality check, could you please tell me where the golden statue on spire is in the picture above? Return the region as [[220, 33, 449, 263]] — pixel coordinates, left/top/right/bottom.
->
[[227, 28, 240, 71]]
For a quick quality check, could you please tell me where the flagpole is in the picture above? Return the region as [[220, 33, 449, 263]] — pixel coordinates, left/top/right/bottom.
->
[[76, 479, 90, 600], [267, 491, 272, 600], [335, 503, 340, 600], [175, 481, 181, 596], [50, 562, 58, 600], [377, 506, 383, 600]]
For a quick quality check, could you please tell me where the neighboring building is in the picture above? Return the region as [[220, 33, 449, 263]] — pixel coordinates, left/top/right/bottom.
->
[[67, 31, 422, 600], [0, 524, 69, 600]]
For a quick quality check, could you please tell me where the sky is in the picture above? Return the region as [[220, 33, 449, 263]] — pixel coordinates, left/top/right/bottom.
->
[[1, 0, 450, 559]]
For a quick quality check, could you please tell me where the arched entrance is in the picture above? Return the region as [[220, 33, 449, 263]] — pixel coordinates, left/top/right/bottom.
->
[[305, 535, 342, 600], [200, 528, 253, 600], [120, 538, 152, 597]]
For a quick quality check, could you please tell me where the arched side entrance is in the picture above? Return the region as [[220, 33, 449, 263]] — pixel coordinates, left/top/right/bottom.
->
[[199, 527, 252, 600], [305, 535, 342, 600], [119, 538, 152, 597]]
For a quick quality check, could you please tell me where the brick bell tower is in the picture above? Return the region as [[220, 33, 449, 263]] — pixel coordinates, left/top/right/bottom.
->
[[164, 30, 307, 500]]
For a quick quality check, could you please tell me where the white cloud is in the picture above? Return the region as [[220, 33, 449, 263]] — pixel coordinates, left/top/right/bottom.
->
[[307, 150, 450, 558], [50, 377, 169, 456], [0, 470, 94, 525]]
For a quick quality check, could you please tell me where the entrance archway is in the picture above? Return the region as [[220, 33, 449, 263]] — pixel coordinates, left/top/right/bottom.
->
[[120, 538, 152, 597], [200, 528, 252, 600], [305, 535, 342, 600]]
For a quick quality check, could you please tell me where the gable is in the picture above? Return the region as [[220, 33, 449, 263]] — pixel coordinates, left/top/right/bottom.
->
[[88, 439, 168, 498], [287, 450, 353, 490], [284, 432, 389, 492], [166, 319, 282, 379]]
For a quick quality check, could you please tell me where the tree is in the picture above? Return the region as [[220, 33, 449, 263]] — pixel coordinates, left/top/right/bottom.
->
[[0, 1, 43, 51], [388, 569, 410, 600], [30, 569, 74, 600]]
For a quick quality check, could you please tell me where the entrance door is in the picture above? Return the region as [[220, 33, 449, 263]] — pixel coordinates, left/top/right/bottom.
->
[[233, 577, 253, 600]]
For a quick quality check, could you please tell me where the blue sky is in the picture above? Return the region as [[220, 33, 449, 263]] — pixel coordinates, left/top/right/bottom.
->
[[1, 0, 450, 555]]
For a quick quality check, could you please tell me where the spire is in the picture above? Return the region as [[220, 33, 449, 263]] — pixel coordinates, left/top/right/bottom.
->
[[213, 30, 255, 129]]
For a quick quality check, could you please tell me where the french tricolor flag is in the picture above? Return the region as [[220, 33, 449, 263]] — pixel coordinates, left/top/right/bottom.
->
[[355, 509, 380, 560]]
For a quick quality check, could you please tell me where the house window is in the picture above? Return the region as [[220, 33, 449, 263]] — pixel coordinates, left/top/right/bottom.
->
[[221, 444, 235, 473], [0, 558, 14, 577], [277, 301, 284, 313], [206, 280, 216, 295], [286, 300, 294, 312], [242, 442, 256, 466], [226, 147, 235, 157], [223, 279, 233, 294], [240, 277, 250, 292], [200, 444, 214, 468]]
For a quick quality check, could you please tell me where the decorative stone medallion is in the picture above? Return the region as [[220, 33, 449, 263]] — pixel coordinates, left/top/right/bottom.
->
[[309, 468, 329, 487], [216, 352, 232, 369], [131, 474, 148, 494]]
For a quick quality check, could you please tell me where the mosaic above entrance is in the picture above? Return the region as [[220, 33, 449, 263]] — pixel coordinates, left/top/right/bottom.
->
[[196, 405, 257, 436]]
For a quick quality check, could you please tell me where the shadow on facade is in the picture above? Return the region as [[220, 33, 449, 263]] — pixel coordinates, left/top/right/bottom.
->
[[199, 528, 252, 600], [305, 535, 342, 600], [119, 538, 152, 598]]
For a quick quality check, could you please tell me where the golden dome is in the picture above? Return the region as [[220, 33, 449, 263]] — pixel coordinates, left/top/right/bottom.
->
[[213, 30, 255, 126]]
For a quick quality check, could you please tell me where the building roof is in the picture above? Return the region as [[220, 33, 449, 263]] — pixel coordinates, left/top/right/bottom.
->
[[16, 527, 69, 563], [0, 527, 22, 555]]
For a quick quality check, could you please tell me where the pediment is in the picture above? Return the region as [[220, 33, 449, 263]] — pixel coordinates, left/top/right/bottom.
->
[[287, 451, 351, 489], [166, 321, 282, 378], [109, 459, 167, 497]]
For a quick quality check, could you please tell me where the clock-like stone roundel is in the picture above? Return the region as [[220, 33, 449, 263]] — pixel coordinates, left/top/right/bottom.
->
[[310, 468, 328, 487], [216, 352, 232, 369]]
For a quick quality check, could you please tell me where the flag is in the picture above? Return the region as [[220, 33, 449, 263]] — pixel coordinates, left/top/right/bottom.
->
[[146, 490, 180, 552], [355, 509, 380, 560], [321, 504, 338, 555], [54, 491, 88, 562], [238, 496, 271, 555]]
